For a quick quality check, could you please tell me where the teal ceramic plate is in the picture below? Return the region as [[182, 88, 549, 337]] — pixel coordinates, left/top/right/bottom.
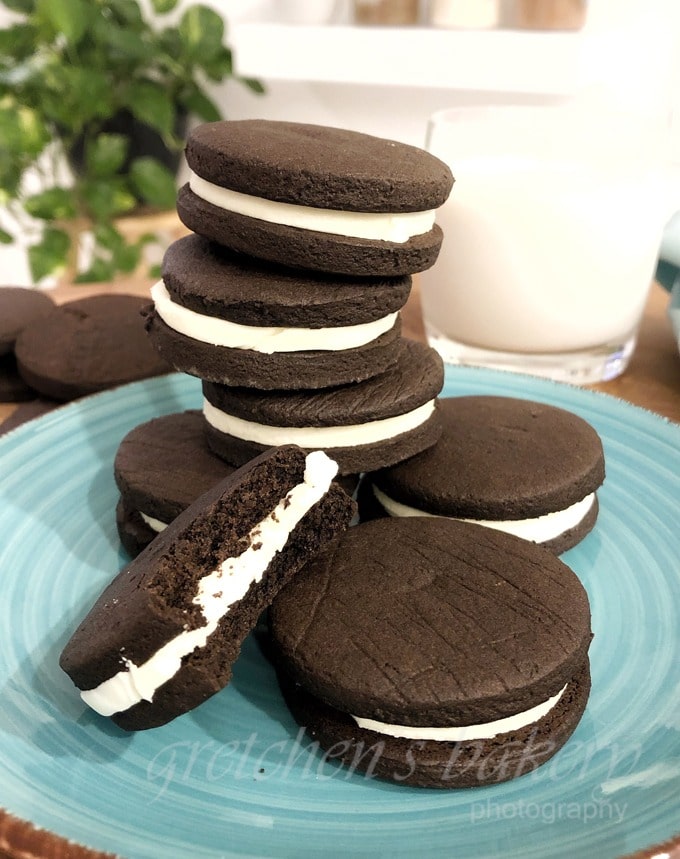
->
[[0, 369, 678, 859]]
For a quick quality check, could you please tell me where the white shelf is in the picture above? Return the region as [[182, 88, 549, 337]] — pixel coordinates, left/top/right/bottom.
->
[[230, 23, 583, 94]]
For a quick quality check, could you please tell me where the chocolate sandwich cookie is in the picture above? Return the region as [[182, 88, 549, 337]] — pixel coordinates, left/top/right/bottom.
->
[[15, 294, 171, 401], [0, 286, 55, 355], [60, 446, 355, 731], [145, 234, 410, 389], [202, 339, 444, 475], [114, 410, 238, 557], [270, 517, 592, 788], [361, 396, 605, 554], [177, 120, 454, 277]]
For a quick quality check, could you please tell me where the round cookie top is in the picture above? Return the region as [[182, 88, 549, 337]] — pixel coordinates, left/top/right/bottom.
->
[[185, 120, 454, 213], [162, 234, 412, 327], [372, 396, 605, 518], [203, 339, 444, 427], [0, 287, 55, 354], [14, 294, 171, 401], [114, 410, 236, 520], [270, 517, 592, 726]]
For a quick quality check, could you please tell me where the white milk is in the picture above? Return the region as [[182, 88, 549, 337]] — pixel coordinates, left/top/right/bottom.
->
[[421, 155, 664, 354]]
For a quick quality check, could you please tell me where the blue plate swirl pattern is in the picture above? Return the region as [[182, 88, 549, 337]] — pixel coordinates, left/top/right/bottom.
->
[[0, 368, 678, 859]]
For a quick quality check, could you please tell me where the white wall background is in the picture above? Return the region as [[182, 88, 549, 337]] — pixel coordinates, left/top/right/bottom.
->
[[1, 0, 679, 284]]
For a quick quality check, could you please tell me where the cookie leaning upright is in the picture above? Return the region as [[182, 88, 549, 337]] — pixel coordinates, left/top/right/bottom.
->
[[177, 120, 454, 277], [60, 445, 355, 731]]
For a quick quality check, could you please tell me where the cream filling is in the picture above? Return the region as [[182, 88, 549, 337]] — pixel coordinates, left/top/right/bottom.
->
[[372, 485, 595, 544], [139, 511, 167, 533], [352, 684, 567, 742], [189, 171, 436, 244], [203, 398, 436, 449], [151, 280, 398, 354], [81, 451, 338, 717]]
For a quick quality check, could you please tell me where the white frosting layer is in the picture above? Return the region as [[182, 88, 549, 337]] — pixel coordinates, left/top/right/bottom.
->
[[139, 511, 167, 533], [189, 171, 436, 244], [372, 485, 595, 544], [353, 684, 567, 742], [81, 451, 338, 717], [151, 280, 398, 354], [203, 398, 436, 449]]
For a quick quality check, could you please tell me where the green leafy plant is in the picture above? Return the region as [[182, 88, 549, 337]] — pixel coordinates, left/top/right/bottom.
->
[[0, 0, 263, 282]]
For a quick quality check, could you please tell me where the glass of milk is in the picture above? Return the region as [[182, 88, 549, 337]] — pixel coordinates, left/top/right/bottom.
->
[[420, 103, 671, 382]]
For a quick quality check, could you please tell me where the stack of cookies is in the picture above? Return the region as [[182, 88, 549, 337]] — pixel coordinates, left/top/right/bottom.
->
[[63, 120, 597, 790], [116, 119, 454, 553]]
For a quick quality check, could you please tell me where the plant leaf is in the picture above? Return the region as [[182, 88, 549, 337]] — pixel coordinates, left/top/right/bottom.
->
[[93, 222, 124, 250], [86, 133, 129, 178], [240, 77, 266, 95], [179, 86, 221, 123], [24, 187, 77, 220], [37, 0, 88, 44], [0, 161, 22, 200], [41, 64, 112, 128], [0, 228, 13, 244], [74, 257, 116, 283], [81, 178, 137, 220], [94, 22, 149, 60], [129, 157, 176, 210], [0, 105, 50, 157], [111, 186, 138, 216], [107, 0, 144, 27], [2, 0, 35, 12], [0, 24, 37, 60], [179, 5, 224, 61], [155, 26, 182, 60], [113, 241, 142, 273], [151, 0, 178, 12], [28, 227, 70, 282], [93, 223, 143, 273], [127, 80, 175, 138], [200, 46, 232, 82]]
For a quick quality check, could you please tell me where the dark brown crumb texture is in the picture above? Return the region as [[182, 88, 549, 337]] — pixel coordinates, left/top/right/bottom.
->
[[60, 446, 355, 730]]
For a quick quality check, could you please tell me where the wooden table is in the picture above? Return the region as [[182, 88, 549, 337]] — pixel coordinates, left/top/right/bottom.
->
[[1, 276, 679, 425]]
